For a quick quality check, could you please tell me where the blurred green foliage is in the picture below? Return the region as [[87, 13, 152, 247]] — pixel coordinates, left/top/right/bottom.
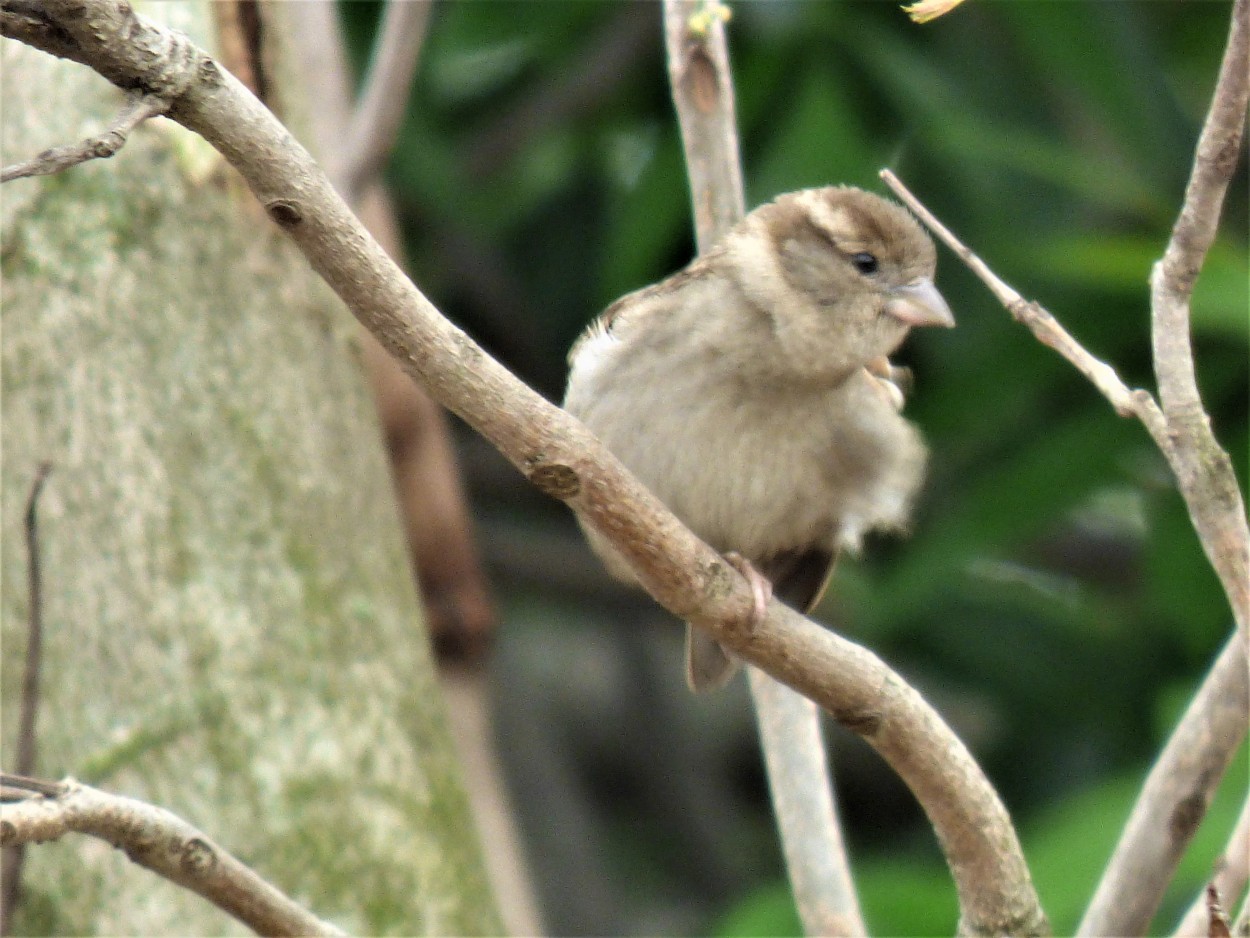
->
[[339, 1, 1246, 935]]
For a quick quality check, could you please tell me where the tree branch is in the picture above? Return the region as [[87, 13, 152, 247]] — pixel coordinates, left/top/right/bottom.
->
[[1, 463, 53, 934], [4, 3, 1045, 933], [1, 91, 166, 182], [1174, 796, 1250, 937], [663, 0, 743, 254], [1081, 633, 1248, 936], [749, 669, 865, 936], [882, 7, 1250, 917], [880, 166, 1249, 938], [1149, 0, 1250, 638], [663, 4, 864, 935], [0, 774, 345, 937], [331, 0, 432, 204]]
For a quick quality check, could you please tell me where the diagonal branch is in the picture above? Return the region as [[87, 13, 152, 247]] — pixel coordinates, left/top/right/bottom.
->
[[0, 774, 345, 937], [1174, 795, 1250, 937], [5, 3, 1045, 934], [331, 0, 432, 204], [1, 91, 167, 182]]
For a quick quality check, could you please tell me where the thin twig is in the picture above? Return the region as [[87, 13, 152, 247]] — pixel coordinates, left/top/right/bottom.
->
[[0, 774, 345, 937], [4, 5, 1046, 934], [880, 169, 1157, 423], [15, 462, 51, 780], [1208, 885, 1234, 938], [333, 0, 432, 203], [662, 4, 865, 935], [1175, 797, 1250, 937], [1, 92, 166, 183], [1, 463, 53, 935]]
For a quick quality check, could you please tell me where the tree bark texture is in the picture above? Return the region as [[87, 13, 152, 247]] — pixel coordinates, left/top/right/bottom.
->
[[0, 5, 500, 935]]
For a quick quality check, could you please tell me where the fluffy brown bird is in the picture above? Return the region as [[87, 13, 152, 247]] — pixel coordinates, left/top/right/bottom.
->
[[564, 186, 953, 690]]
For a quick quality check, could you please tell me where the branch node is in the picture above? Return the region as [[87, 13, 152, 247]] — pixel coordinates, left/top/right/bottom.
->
[[526, 464, 581, 500], [265, 199, 304, 227], [834, 707, 883, 738], [180, 837, 218, 875]]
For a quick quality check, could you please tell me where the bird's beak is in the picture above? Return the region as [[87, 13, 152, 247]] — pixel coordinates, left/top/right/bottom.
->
[[884, 278, 955, 328]]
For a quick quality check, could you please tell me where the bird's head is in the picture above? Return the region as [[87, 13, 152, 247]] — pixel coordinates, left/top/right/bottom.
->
[[727, 185, 953, 384]]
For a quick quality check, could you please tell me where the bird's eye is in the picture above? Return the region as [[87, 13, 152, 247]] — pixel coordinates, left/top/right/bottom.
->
[[851, 252, 879, 275]]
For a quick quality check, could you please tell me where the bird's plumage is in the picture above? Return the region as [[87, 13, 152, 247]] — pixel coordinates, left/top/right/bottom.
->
[[565, 186, 951, 690]]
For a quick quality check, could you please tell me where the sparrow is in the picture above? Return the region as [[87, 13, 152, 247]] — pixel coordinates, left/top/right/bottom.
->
[[564, 186, 953, 690]]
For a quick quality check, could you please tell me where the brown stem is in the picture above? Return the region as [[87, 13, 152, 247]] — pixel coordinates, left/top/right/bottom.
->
[[0, 462, 53, 935]]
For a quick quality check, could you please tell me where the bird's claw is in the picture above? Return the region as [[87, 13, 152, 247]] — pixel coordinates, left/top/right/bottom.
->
[[724, 552, 771, 628], [865, 356, 910, 412]]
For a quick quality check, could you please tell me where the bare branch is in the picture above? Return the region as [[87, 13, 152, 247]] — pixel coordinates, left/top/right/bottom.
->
[[1153, 0, 1249, 416], [749, 670, 865, 936], [1175, 796, 1250, 937], [663, 0, 743, 253], [0, 774, 346, 937], [14, 462, 51, 783], [1149, 0, 1250, 637], [1208, 885, 1234, 938], [1, 91, 167, 183], [878, 165, 1250, 937], [1086, 1, 1250, 930], [880, 169, 1157, 423], [1, 463, 53, 932], [7, 3, 1046, 934], [332, 0, 432, 203], [1083, 632, 1249, 936], [663, 4, 864, 935]]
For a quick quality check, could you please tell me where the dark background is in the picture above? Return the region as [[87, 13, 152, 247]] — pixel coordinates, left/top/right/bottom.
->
[[339, 3, 1248, 935]]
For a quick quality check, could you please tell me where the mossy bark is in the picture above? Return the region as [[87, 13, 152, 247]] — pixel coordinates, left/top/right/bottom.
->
[[1, 6, 500, 935]]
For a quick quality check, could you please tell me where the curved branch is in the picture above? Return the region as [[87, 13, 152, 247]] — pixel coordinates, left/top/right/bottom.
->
[[5, 3, 1045, 933], [1149, 0, 1250, 637], [0, 775, 345, 937]]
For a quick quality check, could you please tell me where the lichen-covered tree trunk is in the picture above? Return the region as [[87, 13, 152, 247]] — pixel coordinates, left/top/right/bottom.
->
[[0, 5, 501, 935]]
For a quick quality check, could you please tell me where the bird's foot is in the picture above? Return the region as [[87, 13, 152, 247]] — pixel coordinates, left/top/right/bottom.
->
[[724, 552, 772, 628], [864, 356, 911, 412]]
